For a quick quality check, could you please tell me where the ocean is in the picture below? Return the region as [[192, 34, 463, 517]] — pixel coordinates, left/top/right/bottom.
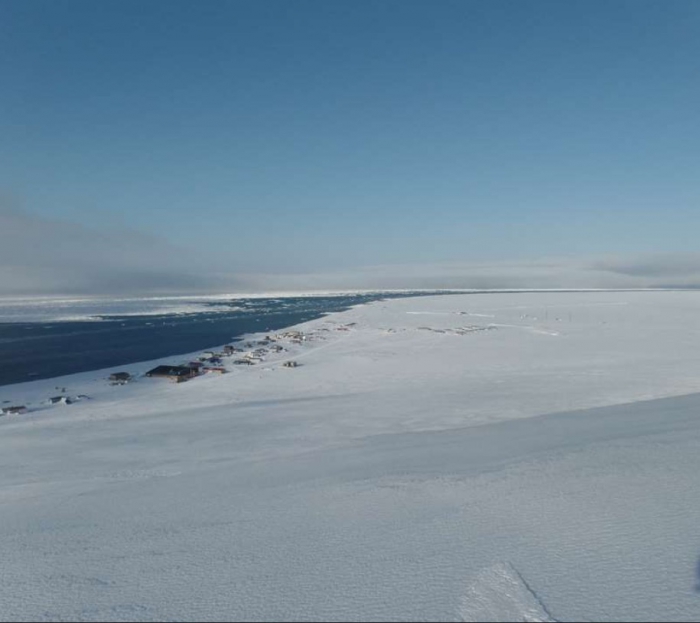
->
[[0, 292, 434, 387]]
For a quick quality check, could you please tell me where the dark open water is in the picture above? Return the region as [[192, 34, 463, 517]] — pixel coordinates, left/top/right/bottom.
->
[[0, 293, 437, 387]]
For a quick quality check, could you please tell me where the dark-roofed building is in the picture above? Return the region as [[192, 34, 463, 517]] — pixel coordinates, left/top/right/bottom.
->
[[109, 372, 132, 384], [145, 365, 197, 383], [1, 406, 28, 415]]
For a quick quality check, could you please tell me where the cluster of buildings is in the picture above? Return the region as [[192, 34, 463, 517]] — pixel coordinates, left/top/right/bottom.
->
[[2, 393, 90, 416], [134, 334, 304, 383], [2, 332, 316, 417]]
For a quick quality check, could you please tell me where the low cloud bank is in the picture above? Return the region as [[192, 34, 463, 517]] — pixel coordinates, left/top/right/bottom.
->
[[0, 208, 239, 296], [2, 207, 700, 296], [235, 255, 700, 293]]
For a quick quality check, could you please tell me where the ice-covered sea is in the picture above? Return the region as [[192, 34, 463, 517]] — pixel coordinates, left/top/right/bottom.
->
[[2, 290, 700, 621]]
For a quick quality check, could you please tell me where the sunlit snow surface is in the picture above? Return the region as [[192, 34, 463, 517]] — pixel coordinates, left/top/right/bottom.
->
[[2, 291, 700, 621]]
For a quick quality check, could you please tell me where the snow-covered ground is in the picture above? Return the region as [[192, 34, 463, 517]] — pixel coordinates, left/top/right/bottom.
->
[[2, 291, 700, 621]]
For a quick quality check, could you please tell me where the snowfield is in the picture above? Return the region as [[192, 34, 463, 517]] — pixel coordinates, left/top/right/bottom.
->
[[2, 291, 700, 621]]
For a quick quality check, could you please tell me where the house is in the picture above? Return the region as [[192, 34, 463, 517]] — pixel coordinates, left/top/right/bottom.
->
[[145, 365, 197, 383], [203, 367, 227, 375], [283, 361, 300, 368], [47, 396, 73, 405], [1, 406, 28, 415], [109, 371, 132, 384], [223, 345, 238, 355], [187, 361, 205, 370]]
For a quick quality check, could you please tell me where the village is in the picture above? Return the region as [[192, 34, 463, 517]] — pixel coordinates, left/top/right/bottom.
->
[[0, 324, 359, 418]]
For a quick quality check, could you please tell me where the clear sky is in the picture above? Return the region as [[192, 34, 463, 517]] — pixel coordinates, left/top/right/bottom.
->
[[1, 1, 699, 294]]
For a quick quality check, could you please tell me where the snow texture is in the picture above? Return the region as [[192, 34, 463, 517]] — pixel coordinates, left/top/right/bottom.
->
[[2, 291, 700, 621], [459, 563, 556, 622]]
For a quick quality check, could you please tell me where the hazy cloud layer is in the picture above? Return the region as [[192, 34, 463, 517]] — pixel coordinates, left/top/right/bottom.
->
[[3, 207, 700, 296], [237, 255, 700, 293], [0, 208, 237, 296]]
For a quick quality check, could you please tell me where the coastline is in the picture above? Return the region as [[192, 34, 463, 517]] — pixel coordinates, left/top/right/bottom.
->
[[0, 292, 427, 387], [5, 288, 700, 431]]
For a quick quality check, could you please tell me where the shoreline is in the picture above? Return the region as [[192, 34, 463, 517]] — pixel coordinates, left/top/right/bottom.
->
[[0, 292, 426, 388], [5, 288, 700, 430], [0, 295, 388, 420]]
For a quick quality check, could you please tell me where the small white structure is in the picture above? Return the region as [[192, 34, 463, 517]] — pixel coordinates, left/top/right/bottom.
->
[[47, 396, 73, 405]]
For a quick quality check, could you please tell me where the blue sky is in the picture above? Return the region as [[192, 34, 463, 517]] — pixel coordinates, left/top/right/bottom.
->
[[1, 1, 699, 293]]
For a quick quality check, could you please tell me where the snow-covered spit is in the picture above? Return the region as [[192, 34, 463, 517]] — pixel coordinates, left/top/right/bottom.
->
[[2, 291, 700, 621]]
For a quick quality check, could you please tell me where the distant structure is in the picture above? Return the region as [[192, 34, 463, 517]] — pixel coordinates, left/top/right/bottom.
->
[[145, 365, 197, 383], [109, 372, 132, 384], [203, 367, 227, 375], [1, 406, 28, 415], [47, 396, 73, 405], [283, 361, 300, 368]]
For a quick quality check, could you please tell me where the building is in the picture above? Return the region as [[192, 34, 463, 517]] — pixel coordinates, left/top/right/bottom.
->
[[203, 367, 227, 375], [1, 406, 27, 415], [47, 396, 73, 405], [109, 372, 132, 383], [145, 365, 197, 383]]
